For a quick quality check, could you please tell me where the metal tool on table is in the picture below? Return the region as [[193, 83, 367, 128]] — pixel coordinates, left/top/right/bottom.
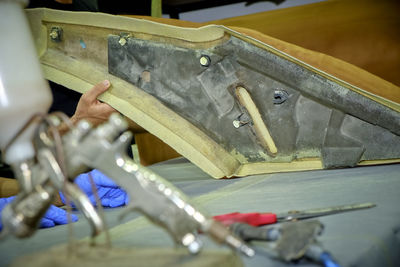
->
[[213, 202, 376, 227], [229, 220, 342, 266], [213, 203, 375, 267]]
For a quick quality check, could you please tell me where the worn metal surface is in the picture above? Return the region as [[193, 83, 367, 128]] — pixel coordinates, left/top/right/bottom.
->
[[108, 35, 400, 168]]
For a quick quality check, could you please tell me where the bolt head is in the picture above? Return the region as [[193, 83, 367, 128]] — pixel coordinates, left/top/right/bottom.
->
[[119, 38, 127, 46], [49, 31, 58, 39], [49, 27, 63, 42], [233, 120, 241, 128], [199, 55, 211, 67]]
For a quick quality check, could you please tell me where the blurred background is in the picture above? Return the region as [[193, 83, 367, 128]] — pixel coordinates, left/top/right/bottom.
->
[[28, 0, 325, 21]]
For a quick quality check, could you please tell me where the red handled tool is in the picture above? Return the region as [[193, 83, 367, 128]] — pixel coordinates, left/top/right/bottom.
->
[[213, 202, 376, 227]]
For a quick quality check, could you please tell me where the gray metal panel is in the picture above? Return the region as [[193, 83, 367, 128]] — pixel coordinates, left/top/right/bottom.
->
[[108, 34, 400, 167]]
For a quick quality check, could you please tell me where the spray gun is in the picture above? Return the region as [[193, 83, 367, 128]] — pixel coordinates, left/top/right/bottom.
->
[[60, 113, 255, 256], [2, 112, 254, 257]]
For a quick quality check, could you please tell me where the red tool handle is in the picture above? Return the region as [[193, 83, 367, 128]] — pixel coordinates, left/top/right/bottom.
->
[[213, 212, 277, 227]]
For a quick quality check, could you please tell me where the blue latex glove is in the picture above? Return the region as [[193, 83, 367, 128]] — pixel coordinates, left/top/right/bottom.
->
[[0, 197, 15, 231], [0, 196, 78, 231], [60, 169, 128, 208], [40, 205, 78, 228]]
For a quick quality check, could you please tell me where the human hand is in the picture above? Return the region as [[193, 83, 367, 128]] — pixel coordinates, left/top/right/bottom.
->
[[39, 205, 78, 228], [0, 196, 78, 231], [70, 80, 117, 127], [0, 197, 15, 231], [60, 169, 128, 208]]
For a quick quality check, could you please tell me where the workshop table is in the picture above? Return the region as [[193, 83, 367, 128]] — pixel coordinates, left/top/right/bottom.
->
[[1, 159, 399, 267]]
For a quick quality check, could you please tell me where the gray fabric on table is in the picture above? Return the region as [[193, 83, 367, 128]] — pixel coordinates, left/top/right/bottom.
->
[[1, 160, 399, 267]]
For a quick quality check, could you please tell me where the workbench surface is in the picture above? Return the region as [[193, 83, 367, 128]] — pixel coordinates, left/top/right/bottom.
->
[[1, 160, 399, 267]]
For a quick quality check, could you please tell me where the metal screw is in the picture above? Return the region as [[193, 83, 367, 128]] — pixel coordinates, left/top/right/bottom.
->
[[49, 31, 58, 39], [199, 55, 211, 67], [233, 113, 251, 129], [118, 37, 127, 46], [233, 120, 244, 128], [49, 27, 62, 42]]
